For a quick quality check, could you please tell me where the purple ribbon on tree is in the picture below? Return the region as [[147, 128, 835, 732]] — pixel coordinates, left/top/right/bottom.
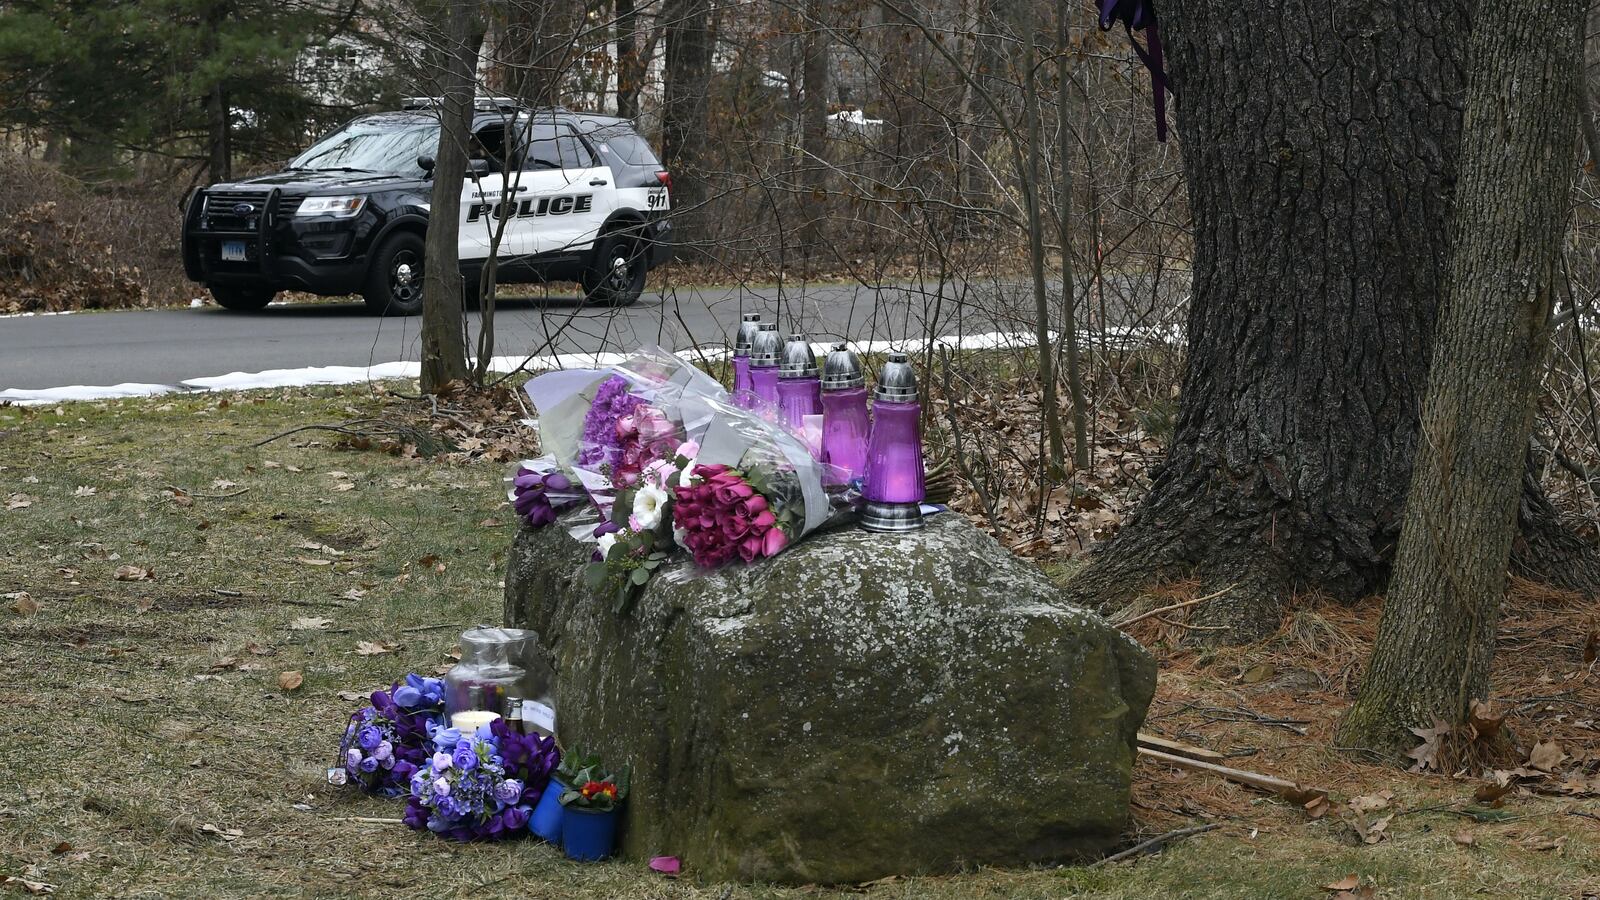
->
[[1097, 0, 1169, 142]]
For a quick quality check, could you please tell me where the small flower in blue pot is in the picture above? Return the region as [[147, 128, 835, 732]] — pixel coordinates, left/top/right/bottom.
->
[[558, 760, 630, 862]]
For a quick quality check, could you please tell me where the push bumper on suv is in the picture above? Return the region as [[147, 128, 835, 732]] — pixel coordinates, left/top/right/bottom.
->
[[182, 187, 369, 295]]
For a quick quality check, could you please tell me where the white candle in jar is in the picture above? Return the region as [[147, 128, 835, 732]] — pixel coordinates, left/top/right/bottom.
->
[[451, 710, 502, 732]]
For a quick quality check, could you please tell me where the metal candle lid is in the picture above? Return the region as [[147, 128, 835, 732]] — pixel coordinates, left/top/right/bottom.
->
[[750, 323, 782, 367], [734, 313, 762, 357], [780, 334, 819, 379], [874, 352, 918, 401], [821, 342, 865, 390]]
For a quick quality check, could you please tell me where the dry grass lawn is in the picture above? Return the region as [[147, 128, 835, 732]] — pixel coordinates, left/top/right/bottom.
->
[[2, 386, 1599, 898]]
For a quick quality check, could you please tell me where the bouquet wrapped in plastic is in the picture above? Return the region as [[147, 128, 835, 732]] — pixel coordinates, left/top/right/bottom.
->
[[518, 346, 853, 612], [332, 674, 447, 797]]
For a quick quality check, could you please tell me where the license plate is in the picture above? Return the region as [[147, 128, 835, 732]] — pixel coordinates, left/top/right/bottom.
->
[[221, 241, 247, 262]]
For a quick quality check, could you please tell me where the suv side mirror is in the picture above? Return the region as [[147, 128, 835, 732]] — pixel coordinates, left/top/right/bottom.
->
[[467, 158, 490, 178], [417, 155, 435, 176]]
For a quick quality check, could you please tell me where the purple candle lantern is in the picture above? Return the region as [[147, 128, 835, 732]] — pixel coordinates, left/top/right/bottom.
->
[[777, 333, 822, 431], [749, 323, 782, 408], [731, 313, 762, 407], [820, 342, 870, 483], [862, 352, 925, 532]]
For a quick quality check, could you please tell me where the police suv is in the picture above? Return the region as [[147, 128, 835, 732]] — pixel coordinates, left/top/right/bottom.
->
[[181, 98, 673, 314]]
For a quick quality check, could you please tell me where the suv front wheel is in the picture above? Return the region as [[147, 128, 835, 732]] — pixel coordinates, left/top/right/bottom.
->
[[210, 285, 275, 311], [582, 233, 647, 307], [364, 232, 426, 316]]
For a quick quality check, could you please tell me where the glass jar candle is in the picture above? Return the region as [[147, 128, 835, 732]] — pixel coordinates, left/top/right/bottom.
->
[[820, 342, 870, 483], [862, 352, 925, 532], [732, 313, 762, 407], [749, 323, 782, 409], [777, 333, 822, 431]]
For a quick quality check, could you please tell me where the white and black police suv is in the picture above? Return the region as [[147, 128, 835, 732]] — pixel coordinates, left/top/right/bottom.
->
[[181, 98, 673, 315]]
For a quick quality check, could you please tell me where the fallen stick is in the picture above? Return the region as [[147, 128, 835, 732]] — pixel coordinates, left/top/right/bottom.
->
[[1090, 824, 1218, 867], [329, 816, 404, 825], [1138, 747, 1327, 806], [1115, 585, 1235, 628], [1136, 733, 1225, 762]]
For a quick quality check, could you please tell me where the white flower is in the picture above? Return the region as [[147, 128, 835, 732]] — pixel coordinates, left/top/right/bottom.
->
[[673, 525, 690, 550], [632, 483, 670, 531], [596, 532, 619, 558]]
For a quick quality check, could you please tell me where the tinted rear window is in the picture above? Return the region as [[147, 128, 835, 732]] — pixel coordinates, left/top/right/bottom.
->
[[589, 127, 660, 167]]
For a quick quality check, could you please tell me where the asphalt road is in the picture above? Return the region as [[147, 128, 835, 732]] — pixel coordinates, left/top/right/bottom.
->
[[0, 277, 1184, 394]]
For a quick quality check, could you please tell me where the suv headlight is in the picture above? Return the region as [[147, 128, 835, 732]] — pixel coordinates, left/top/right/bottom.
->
[[297, 196, 366, 218]]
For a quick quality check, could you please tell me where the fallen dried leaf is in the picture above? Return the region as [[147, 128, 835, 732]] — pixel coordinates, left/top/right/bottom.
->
[[113, 565, 154, 582], [333, 482, 356, 492], [277, 670, 304, 691], [1468, 699, 1505, 741], [1323, 875, 1360, 891], [2, 876, 55, 895], [337, 690, 368, 701], [1407, 718, 1452, 773], [289, 617, 333, 630], [7, 592, 38, 615], [6, 494, 34, 510], [1348, 791, 1393, 815], [1452, 830, 1475, 847], [1529, 740, 1567, 773], [1474, 780, 1516, 806], [354, 640, 398, 656], [72, 485, 95, 497], [199, 823, 244, 842], [1519, 833, 1564, 852]]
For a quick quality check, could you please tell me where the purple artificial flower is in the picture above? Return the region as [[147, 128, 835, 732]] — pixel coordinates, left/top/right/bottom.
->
[[576, 376, 646, 469], [502, 806, 530, 831], [346, 748, 362, 769], [452, 744, 478, 771], [357, 725, 382, 751], [373, 740, 393, 762], [403, 798, 429, 829], [493, 779, 523, 805], [358, 755, 380, 773], [393, 760, 417, 783], [431, 726, 462, 752], [432, 777, 451, 797], [432, 751, 453, 772]]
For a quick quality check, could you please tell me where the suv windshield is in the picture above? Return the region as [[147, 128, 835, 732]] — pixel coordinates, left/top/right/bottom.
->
[[291, 117, 439, 177]]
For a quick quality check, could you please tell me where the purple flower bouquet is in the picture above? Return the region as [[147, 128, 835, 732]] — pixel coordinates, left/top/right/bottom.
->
[[402, 717, 560, 841], [334, 674, 446, 797]]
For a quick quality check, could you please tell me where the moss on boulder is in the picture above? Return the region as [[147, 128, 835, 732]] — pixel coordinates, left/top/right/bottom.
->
[[504, 513, 1155, 884]]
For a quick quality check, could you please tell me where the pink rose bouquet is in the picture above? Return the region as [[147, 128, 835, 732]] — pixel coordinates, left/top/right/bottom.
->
[[671, 463, 796, 567]]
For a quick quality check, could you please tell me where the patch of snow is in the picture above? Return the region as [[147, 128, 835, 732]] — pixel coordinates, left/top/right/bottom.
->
[[0, 329, 1183, 407], [0, 310, 75, 320]]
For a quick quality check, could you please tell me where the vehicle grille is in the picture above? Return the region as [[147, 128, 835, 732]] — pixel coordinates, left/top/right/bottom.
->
[[276, 195, 302, 216], [202, 190, 270, 231]]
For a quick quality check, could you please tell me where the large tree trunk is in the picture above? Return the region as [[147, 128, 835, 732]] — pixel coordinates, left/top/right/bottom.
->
[[1339, 0, 1581, 755], [419, 0, 482, 394], [660, 0, 713, 220], [615, 0, 640, 119], [1064, 0, 1470, 640], [203, 1, 231, 184], [797, 0, 830, 257]]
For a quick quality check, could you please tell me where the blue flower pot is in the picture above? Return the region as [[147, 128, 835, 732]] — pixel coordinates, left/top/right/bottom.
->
[[561, 806, 619, 861], [529, 778, 567, 843]]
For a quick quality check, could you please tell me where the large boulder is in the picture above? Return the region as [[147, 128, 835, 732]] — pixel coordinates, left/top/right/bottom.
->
[[504, 513, 1155, 884]]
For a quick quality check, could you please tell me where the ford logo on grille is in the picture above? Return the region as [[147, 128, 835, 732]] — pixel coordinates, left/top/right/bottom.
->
[[231, 202, 256, 216]]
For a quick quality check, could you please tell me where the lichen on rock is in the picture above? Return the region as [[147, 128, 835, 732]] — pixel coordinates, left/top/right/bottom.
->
[[505, 513, 1155, 884]]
